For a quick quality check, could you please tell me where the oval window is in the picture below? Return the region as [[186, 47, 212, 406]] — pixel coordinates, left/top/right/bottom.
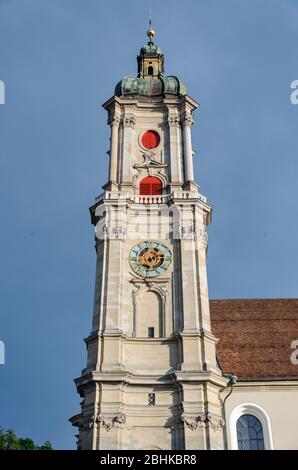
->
[[141, 130, 160, 149]]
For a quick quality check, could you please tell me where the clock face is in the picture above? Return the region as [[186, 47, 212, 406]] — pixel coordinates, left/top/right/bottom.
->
[[129, 241, 172, 278]]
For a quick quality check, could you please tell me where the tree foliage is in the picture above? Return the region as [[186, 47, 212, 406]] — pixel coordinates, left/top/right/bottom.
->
[[0, 428, 53, 450]]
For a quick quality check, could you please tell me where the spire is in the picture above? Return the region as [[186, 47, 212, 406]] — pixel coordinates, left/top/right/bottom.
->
[[137, 11, 164, 79], [147, 8, 155, 43], [115, 11, 187, 97]]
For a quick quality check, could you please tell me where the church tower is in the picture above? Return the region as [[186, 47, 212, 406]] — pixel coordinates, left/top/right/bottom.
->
[[70, 26, 228, 450]]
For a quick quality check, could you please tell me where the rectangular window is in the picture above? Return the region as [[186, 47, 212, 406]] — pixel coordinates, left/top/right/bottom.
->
[[148, 327, 154, 338], [148, 393, 155, 406]]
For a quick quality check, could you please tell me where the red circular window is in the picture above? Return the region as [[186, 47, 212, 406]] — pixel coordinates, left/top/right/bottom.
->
[[141, 130, 160, 149]]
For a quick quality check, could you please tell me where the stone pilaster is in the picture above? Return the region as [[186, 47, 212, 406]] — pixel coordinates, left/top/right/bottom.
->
[[167, 113, 182, 188], [108, 114, 120, 188], [182, 114, 194, 182], [120, 115, 135, 190]]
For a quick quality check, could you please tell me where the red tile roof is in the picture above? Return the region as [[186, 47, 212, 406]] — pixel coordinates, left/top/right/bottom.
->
[[210, 299, 298, 380]]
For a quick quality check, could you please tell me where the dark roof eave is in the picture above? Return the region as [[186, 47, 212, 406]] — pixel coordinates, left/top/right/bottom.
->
[[235, 376, 298, 382]]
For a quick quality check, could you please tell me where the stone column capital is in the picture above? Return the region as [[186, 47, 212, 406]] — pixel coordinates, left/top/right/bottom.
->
[[168, 116, 180, 128], [122, 115, 135, 128], [182, 114, 194, 128], [109, 115, 121, 127]]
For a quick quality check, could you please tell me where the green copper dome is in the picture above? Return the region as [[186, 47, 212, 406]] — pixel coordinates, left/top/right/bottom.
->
[[115, 35, 187, 98], [139, 43, 163, 55], [115, 75, 187, 97]]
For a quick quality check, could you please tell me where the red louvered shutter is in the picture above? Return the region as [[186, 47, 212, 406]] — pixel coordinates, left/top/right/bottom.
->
[[140, 177, 162, 195], [141, 130, 160, 149]]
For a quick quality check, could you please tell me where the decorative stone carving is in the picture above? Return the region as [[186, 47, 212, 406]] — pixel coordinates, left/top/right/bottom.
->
[[180, 226, 193, 240], [101, 224, 126, 240], [97, 415, 113, 432], [194, 227, 208, 247], [182, 413, 224, 431], [182, 115, 194, 128], [168, 116, 180, 128], [86, 413, 126, 432], [122, 116, 135, 128], [144, 279, 168, 302], [113, 413, 126, 425], [132, 167, 168, 190], [88, 414, 98, 429], [145, 281, 154, 290], [134, 152, 166, 170], [156, 169, 168, 179], [111, 225, 126, 240], [179, 225, 208, 246], [141, 150, 160, 165], [108, 115, 121, 127], [182, 413, 206, 431], [206, 413, 225, 430]]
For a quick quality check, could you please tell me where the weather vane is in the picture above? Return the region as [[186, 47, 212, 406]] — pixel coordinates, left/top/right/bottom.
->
[[147, 8, 155, 42]]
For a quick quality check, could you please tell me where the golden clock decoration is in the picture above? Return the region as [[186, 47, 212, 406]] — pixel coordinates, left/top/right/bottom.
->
[[129, 241, 172, 278]]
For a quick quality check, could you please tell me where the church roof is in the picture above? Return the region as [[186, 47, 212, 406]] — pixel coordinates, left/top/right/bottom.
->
[[210, 298, 298, 381], [115, 75, 187, 97]]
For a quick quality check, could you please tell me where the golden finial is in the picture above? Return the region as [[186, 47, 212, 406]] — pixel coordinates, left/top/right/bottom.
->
[[147, 8, 155, 40], [147, 28, 155, 39]]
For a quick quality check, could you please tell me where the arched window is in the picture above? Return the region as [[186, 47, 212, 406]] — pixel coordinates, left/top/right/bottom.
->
[[236, 414, 264, 450], [230, 404, 273, 450], [140, 176, 162, 195], [148, 66, 154, 76]]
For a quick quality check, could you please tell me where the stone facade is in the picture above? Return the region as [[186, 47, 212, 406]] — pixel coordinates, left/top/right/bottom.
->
[[70, 35, 228, 450]]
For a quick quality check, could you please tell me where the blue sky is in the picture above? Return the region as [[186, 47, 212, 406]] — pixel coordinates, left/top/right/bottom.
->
[[0, 0, 297, 449]]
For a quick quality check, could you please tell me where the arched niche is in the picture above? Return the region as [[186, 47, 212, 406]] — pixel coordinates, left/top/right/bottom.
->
[[132, 283, 168, 338], [136, 290, 163, 338]]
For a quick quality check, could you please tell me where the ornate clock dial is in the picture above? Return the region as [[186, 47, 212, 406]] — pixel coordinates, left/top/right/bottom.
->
[[129, 241, 172, 277]]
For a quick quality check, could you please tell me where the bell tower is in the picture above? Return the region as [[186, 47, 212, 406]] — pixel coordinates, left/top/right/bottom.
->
[[70, 25, 228, 450]]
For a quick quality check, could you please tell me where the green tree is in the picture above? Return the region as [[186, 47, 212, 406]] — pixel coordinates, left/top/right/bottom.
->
[[4, 428, 20, 450], [0, 428, 6, 450], [38, 441, 53, 450], [18, 438, 38, 450], [0, 427, 53, 450]]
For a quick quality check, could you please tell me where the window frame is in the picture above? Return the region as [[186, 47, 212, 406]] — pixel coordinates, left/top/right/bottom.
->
[[139, 129, 161, 151], [141, 130, 160, 150], [148, 327, 155, 338]]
